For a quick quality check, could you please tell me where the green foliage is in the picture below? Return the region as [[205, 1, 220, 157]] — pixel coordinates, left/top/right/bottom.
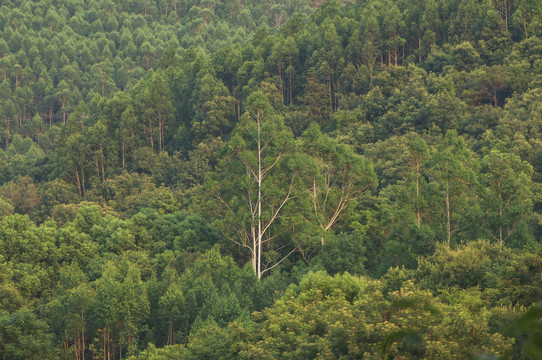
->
[[0, 310, 58, 360], [93, 259, 150, 358], [0, 0, 541, 358], [238, 271, 513, 359], [481, 150, 535, 247], [312, 230, 368, 275]]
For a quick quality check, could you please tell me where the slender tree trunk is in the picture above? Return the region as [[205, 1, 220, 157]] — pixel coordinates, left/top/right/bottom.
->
[[168, 322, 173, 345], [328, 73, 333, 113], [251, 204, 257, 275], [101, 144, 105, 182], [5, 116, 9, 146], [504, 0, 509, 32], [445, 184, 451, 247], [158, 113, 163, 151], [278, 66, 283, 104], [103, 327, 106, 360], [75, 167, 82, 197], [388, 49, 391, 66], [522, 9, 528, 38], [81, 310, 85, 360], [122, 142, 125, 168], [289, 58, 293, 105], [499, 183, 503, 247], [335, 80, 340, 110], [149, 116, 153, 150], [419, 37, 422, 63], [394, 33, 398, 66], [131, 129, 135, 153], [81, 167, 86, 196], [257, 111, 262, 280], [75, 335, 80, 360], [252, 238, 257, 275], [416, 159, 421, 228], [95, 151, 100, 179]]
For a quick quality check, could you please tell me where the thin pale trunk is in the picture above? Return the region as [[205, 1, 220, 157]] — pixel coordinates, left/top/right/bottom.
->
[[168, 322, 173, 345], [335, 80, 340, 110], [523, 9, 528, 37], [419, 37, 422, 63], [251, 197, 257, 275], [499, 182, 503, 247], [289, 58, 293, 105], [149, 116, 153, 150], [101, 144, 105, 182], [252, 239, 257, 274], [250, 187, 257, 275], [5, 116, 9, 146], [504, 0, 509, 32], [416, 159, 421, 228], [388, 49, 391, 66], [445, 185, 451, 247], [257, 112, 262, 280], [278, 66, 283, 104], [75, 167, 82, 197], [328, 73, 332, 112], [82, 310, 85, 360], [158, 113, 162, 151], [81, 167, 86, 196], [313, 180, 318, 217], [122, 142, 125, 168], [75, 335, 79, 360], [394, 33, 398, 66], [95, 151, 100, 179]]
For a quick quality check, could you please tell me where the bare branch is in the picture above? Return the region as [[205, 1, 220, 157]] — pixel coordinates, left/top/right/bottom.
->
[[260, 246, 300, 276], [261, 150, 284, 178], [261, 175, 297, 235]]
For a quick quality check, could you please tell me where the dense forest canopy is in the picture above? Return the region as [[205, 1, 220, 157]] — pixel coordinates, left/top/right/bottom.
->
[[0, 0, 542, 359]]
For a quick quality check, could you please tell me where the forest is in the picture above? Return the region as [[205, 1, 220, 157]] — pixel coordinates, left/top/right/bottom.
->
[[0, 0, 541, 358]]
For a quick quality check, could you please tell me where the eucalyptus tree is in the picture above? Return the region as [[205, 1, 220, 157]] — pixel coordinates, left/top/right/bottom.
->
[[206, 91, 311, 279]]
